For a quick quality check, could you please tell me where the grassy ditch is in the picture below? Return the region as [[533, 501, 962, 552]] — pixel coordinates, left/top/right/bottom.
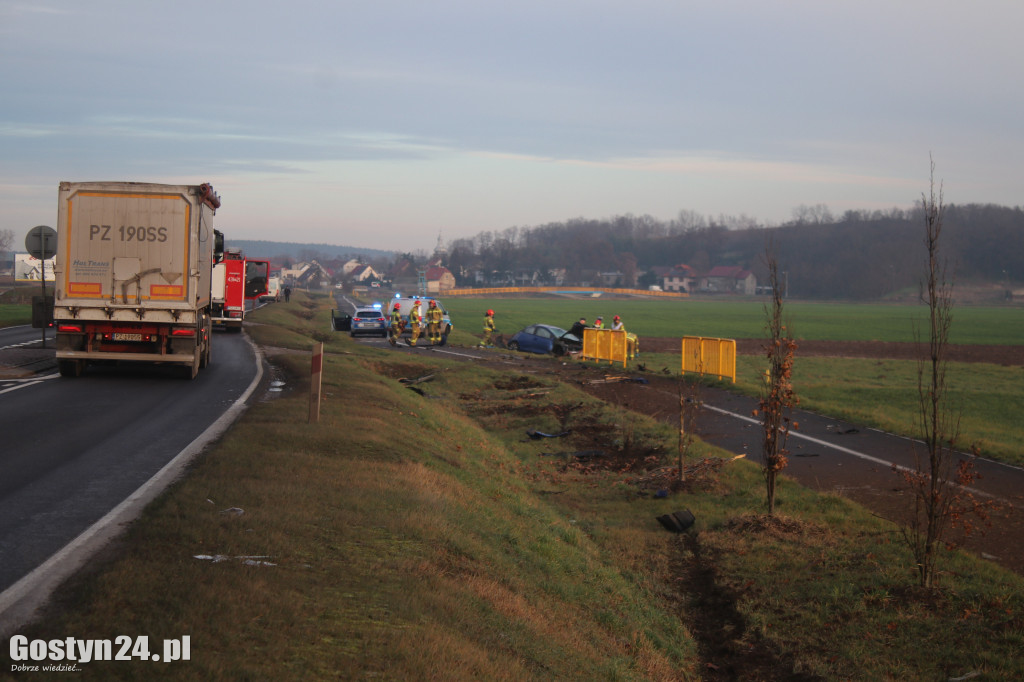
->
[[5, 291, 1022, 680]]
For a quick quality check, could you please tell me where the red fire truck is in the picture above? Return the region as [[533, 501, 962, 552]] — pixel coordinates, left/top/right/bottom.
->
[[211, 250, 269, 331]]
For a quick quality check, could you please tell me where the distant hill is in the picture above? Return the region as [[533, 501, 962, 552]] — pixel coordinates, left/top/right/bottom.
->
[[226, 239, 393, 262]]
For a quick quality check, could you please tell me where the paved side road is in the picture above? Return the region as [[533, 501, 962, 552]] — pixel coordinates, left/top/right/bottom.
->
[[576, 372, 1024, 577]]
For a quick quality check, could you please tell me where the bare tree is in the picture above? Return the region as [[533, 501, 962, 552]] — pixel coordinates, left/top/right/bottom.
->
[[896, 158, 992, 588], [756, 239, 798, 515], [676, 376, 700, 486], [0, 228, 14, 255]]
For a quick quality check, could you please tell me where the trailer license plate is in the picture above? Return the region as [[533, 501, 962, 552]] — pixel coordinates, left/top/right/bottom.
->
[[112, 333, 143, 341]]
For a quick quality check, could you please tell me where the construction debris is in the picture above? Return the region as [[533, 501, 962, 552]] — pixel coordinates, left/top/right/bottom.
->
[[399, 373, 435, 385], [526, 429, 571, 440], [193, 554, 277, 567], [580, 375, 649, 385], [539, 449, 606, 461], [636, 454, 746, 487], [657, 509, 696, 533]]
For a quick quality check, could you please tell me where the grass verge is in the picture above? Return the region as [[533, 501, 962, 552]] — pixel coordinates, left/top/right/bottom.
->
[[3, 291, 1022, 680]]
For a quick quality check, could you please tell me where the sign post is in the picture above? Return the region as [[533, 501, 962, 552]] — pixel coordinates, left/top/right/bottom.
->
[[25, 226, 57, 348]]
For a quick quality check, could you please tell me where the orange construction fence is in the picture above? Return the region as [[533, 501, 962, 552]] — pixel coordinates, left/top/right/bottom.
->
[[681, 336, 736, 383], [444, 286, 687, 298]]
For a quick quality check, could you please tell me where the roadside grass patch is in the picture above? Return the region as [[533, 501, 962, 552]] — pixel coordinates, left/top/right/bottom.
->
[[0, 303, 30, 328], [415, 350, 1024, 679], [8, 299, 1024, 680]]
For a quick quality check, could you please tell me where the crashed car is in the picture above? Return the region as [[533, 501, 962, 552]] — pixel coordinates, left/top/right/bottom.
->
[[506, 324, 582, 356]]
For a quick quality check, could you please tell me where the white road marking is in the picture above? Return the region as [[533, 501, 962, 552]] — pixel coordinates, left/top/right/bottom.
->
[[700, 402, 1008, 500]]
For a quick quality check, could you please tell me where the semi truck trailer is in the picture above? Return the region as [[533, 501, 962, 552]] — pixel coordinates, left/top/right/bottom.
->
[[52, 181, 223, 379]]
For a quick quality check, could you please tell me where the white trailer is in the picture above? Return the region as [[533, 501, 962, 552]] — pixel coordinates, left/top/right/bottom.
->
[[52, 181, 222, 379]]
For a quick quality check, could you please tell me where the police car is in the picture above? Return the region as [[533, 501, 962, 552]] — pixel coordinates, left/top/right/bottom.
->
[[350, 303, 388, 338]]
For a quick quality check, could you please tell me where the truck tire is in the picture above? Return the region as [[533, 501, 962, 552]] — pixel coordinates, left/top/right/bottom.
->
[[200, 336, 211, 368], [58, 359, 85, 378], [199, 316, 212, 368], [181, 350, 200, 380]]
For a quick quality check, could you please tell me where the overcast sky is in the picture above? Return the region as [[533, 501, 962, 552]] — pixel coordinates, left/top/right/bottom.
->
[[2, 0, 1022, 253]]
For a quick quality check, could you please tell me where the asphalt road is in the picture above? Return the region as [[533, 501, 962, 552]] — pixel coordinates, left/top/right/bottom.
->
[[0, 326, 261, 633]]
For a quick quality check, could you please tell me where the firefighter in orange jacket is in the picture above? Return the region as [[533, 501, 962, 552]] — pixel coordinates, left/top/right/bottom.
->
[[426, 299, 443, 344], [480, 309, 495, 347]]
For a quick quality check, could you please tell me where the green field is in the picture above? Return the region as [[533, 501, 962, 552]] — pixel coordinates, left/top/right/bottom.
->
[[0, 304, 30, 328], [428, 295, 1024, 466], [0, 287, 35, 327], [438, 296, 1024, 345]]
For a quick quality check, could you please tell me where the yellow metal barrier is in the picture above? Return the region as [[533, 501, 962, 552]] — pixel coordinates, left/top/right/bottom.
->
[[581, 328, 628, 368], [681, 336, 736, 383]]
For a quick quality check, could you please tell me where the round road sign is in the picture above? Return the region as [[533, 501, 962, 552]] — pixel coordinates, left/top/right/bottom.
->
[[25, 225, 57, 260]]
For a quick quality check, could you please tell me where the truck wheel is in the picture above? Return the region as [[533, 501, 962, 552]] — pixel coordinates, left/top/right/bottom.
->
[[200, 318, 212, 368], [58, 360, 85, 377], [182, 352, 200, 380], [200, 337, 211, 368]]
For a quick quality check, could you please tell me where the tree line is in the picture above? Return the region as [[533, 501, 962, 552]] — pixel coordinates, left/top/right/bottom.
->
[[441, 203, 1024, 299]]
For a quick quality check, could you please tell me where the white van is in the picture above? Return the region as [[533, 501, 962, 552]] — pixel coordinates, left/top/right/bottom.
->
[[261, 276, 281, 302]]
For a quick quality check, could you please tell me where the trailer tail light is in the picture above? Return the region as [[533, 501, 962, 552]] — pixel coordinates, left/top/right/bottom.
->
[[171, 328, 196, 337], [58, 323, 84, 333]]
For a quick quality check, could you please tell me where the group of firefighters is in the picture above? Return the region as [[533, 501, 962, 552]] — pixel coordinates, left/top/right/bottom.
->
[[385, 300, 638, 359], [387, 298, 445, 347], [569, 315, 639, 358]]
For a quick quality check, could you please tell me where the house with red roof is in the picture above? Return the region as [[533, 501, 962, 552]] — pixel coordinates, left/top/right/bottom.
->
[[656, 264, 697, 293], [703, 265, 756, 294], [425, 266, 456, 293]]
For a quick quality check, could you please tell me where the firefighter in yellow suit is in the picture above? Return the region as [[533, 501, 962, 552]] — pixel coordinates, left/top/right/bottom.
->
[[480, 309, 495, 347], [388, 303, 403, 346], [407, 299, 423, 346], [426, 300, 444, 344]]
